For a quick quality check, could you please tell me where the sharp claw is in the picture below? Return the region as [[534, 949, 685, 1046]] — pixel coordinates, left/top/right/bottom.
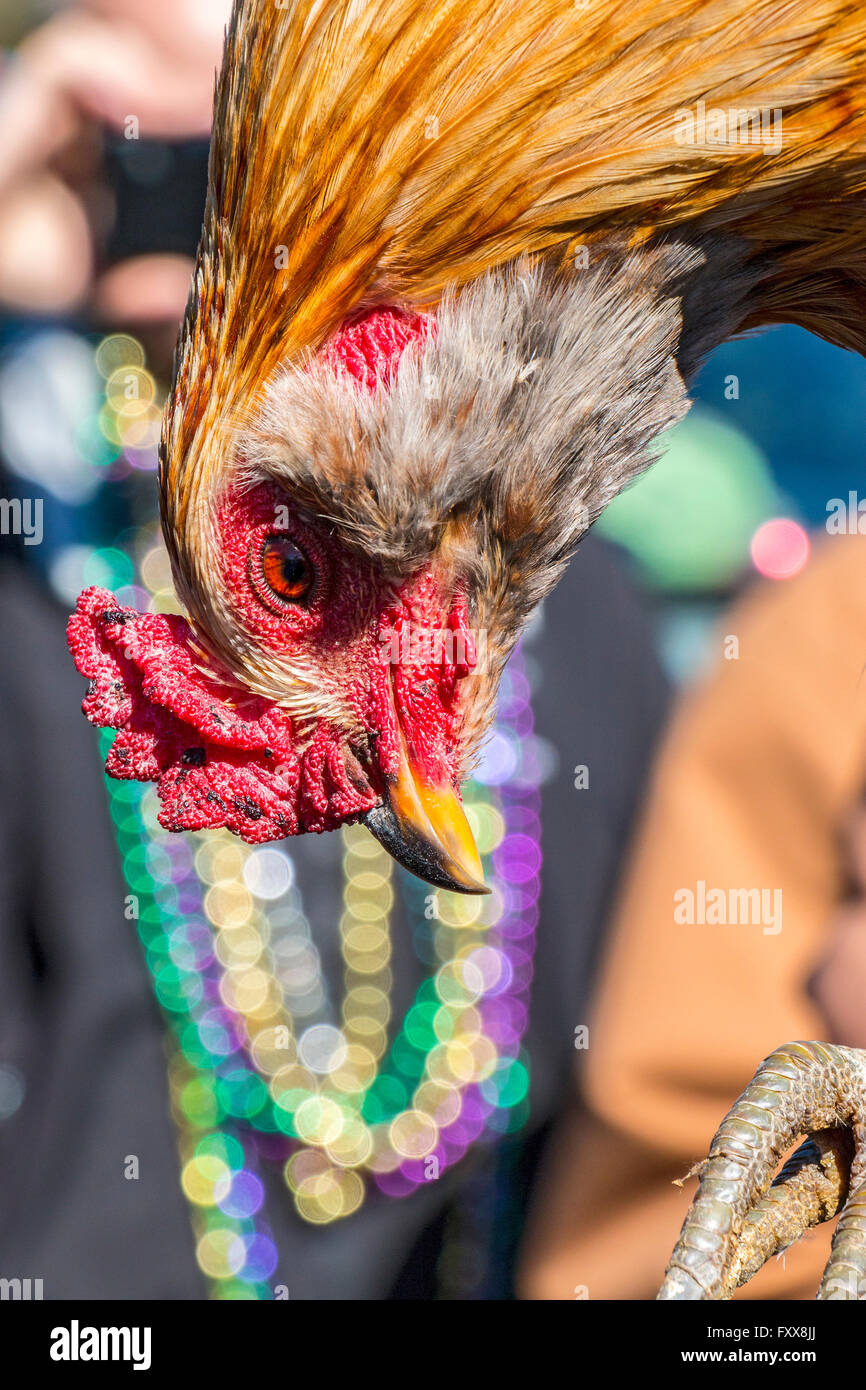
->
[[658, 1041, 866, 1300]]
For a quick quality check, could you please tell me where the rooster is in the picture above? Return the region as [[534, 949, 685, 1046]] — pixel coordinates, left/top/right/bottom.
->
[[67, 0, 866, 1289], [68, 0, 866, 891]]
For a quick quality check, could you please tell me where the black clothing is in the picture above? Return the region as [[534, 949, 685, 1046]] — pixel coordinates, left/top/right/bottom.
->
[[0, 537, 667, 1299]]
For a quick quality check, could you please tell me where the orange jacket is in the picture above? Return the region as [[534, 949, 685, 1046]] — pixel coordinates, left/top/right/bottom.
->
[[518, 533, 866, 1300]]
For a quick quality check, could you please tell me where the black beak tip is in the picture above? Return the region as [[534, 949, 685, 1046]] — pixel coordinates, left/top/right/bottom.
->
[[362, 803, 490, 895]]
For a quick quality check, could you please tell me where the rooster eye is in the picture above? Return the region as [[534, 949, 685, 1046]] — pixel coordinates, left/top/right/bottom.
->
[[261, 535, 314, 603]]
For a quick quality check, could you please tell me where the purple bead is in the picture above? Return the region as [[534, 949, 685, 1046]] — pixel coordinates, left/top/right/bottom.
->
[[218, 1169, 265, 1219], [240, 1233, 279, 1282], [503, 805, 542, 836], [374, 1169, 416, 1199]]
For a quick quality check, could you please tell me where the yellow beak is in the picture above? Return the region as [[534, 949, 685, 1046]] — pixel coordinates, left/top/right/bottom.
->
[[363, 727, 488, 895]]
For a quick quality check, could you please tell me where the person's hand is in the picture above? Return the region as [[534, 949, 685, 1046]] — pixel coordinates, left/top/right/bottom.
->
[[0, 0, 229, 320]]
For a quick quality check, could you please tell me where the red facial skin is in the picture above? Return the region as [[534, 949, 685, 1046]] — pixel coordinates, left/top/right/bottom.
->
[[67, 305, 471, 843], [67, 483, 475, 842]]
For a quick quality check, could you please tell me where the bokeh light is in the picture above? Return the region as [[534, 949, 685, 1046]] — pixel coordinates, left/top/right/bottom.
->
[[749, 517, 811, 580], [597, 406, 782, 591]]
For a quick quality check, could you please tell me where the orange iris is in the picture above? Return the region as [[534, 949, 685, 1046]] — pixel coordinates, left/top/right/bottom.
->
[[261, 535, 313, 603]]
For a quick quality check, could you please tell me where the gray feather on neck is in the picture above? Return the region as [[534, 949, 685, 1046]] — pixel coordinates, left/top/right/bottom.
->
[[240, 235, 758, 666]]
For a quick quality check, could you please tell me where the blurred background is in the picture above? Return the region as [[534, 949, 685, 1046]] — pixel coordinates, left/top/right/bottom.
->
[[2, 0, 866, 1302]]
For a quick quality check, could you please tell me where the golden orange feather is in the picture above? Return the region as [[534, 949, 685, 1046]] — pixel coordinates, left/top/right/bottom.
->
[[161, 0, 866, 636]]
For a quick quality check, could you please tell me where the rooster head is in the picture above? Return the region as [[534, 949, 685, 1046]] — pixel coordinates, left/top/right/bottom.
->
[[68, 311, 491, 892], [69, 263, 688, 894]]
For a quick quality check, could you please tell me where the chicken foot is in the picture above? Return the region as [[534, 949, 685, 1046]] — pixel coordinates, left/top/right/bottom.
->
[[727, 1129, 851, 1290], [657, 1041, 866, 1299]]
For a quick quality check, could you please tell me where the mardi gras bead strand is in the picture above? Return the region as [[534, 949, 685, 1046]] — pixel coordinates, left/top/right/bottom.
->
[[102, 620, 541, 1291]]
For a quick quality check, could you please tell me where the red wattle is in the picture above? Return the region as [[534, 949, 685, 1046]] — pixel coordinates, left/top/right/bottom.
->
[[67, 587, 378, 842]]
